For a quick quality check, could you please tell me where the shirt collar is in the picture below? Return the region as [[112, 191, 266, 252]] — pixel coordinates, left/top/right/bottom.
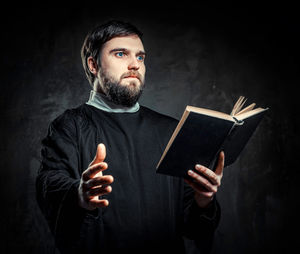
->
[[86, 90, 140, 113]]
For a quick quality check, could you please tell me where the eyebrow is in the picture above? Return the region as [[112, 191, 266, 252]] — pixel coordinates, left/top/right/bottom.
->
[[109, 48, 146, 56]]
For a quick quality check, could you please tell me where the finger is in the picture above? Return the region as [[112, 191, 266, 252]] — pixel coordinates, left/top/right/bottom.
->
[[187, 170, 218, 193], [88, 185, 112, 197], [215, 151, 225, 176], [184, 178, 215, 198], [89, 143, 106, 167], [85, 175, 114, 189], [82, 162, 108, 181], [89, 198, 110, 208], [194, 164, 220, 186]]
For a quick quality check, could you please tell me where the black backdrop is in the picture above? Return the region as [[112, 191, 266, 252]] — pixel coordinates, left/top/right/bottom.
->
[[1, 3, 299, 254]]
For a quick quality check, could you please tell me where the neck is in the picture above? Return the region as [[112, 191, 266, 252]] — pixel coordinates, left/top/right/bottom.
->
[[86, 90, 140, 113]]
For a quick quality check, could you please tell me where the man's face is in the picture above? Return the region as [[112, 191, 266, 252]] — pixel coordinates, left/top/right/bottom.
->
[[97, 35, 146, 107]]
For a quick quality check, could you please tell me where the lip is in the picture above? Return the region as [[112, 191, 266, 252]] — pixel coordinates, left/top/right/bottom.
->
[[125, 76, 138, 78], [124, 76, 139, 80]]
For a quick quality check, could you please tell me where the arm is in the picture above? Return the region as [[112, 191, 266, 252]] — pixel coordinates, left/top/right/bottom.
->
[[183, 152, 224, 253], [36, 113, 81, 234], [36, 113, 83, 238], [36, 113, 113, 251], [183, 183, 221, 253]]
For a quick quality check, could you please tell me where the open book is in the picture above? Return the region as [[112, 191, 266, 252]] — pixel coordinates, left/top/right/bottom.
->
[[156, 96, 268, 178]]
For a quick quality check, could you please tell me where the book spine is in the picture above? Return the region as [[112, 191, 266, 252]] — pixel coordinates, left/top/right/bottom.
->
[[209, 116, 245, 169], [208, 122, 237, 170], [232, 117, 244, 126]]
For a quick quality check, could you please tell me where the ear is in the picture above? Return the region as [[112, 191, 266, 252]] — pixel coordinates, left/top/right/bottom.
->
[[87, 56, 98, 75]]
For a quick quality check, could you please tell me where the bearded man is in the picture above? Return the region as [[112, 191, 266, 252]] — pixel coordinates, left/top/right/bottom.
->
[[36, 20, 224, 254]]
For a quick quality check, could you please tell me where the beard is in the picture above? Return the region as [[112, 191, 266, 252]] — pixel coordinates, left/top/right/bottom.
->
[[98, 68, 145, 107]]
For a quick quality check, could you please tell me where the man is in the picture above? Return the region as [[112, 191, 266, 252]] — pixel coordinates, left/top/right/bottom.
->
[[36, 20, 225, 254]]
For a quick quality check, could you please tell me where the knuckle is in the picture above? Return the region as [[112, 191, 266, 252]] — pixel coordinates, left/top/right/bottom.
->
[[212, 174, 218, 183], [204, 180, 210, 188], [195, 174, 202, 182]]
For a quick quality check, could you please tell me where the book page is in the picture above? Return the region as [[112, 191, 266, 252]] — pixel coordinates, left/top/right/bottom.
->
[[235, 103, 256, 116], [234, 107, 268, 120], [156, 109, 190, 168], [186, 106, 234, 122], [230, 96, 247, 116]]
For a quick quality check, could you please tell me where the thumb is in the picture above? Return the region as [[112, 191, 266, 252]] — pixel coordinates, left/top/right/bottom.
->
[[215, 151, 225, 176], [89, 143, 106, 166]]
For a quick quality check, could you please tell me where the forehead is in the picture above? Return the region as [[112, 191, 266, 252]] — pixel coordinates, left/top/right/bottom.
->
[[102, 35, 145, 53]]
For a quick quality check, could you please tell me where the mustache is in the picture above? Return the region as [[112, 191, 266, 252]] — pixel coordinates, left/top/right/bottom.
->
[[120, 71, 143, 81]]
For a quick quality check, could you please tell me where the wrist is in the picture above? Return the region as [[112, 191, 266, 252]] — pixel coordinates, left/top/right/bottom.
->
[[194, 192, 214, 209]]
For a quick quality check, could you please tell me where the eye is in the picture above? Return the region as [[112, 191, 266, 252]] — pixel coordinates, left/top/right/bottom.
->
[[115, 52, 124, 57], [137, 55, 145, 61]]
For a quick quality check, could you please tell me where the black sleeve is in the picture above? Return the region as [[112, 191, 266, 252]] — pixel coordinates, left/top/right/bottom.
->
[[183, 181, 221, 254], [35, 111, 92, 250]]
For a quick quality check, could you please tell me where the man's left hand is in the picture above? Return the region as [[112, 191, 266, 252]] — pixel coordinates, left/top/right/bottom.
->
[[184, 151, 225, 208]]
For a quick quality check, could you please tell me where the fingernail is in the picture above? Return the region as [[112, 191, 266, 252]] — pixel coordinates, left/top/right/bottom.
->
[[188, 170, 194, 175], [195, 164, 201, 169]]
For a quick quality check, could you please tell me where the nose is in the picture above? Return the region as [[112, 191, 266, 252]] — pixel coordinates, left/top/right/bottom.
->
[[128, 55, 140, 71]]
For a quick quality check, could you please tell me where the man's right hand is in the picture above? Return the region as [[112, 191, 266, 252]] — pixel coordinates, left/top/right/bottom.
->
[[78, 143, 114, 210]]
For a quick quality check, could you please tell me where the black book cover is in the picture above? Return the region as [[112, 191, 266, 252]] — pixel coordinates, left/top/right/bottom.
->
[[156, 109, 267, 178], [222, 111, 267, 166]]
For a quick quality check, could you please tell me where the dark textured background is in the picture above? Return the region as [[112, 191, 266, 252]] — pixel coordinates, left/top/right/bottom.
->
[[1, 3, 299, 254]]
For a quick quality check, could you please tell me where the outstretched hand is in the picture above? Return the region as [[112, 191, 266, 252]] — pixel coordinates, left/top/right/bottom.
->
[[78, 143, 114, 210], [184, 151, 225, 208]]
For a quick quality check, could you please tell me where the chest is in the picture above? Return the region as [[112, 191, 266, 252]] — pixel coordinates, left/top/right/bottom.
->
[[78, 115, 183, 233]]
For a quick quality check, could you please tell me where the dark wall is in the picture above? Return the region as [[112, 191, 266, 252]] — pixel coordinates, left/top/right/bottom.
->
[[1, 3, 299, 254]]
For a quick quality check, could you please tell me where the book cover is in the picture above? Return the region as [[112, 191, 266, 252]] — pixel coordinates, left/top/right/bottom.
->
[[156, 97, 268, 178]]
